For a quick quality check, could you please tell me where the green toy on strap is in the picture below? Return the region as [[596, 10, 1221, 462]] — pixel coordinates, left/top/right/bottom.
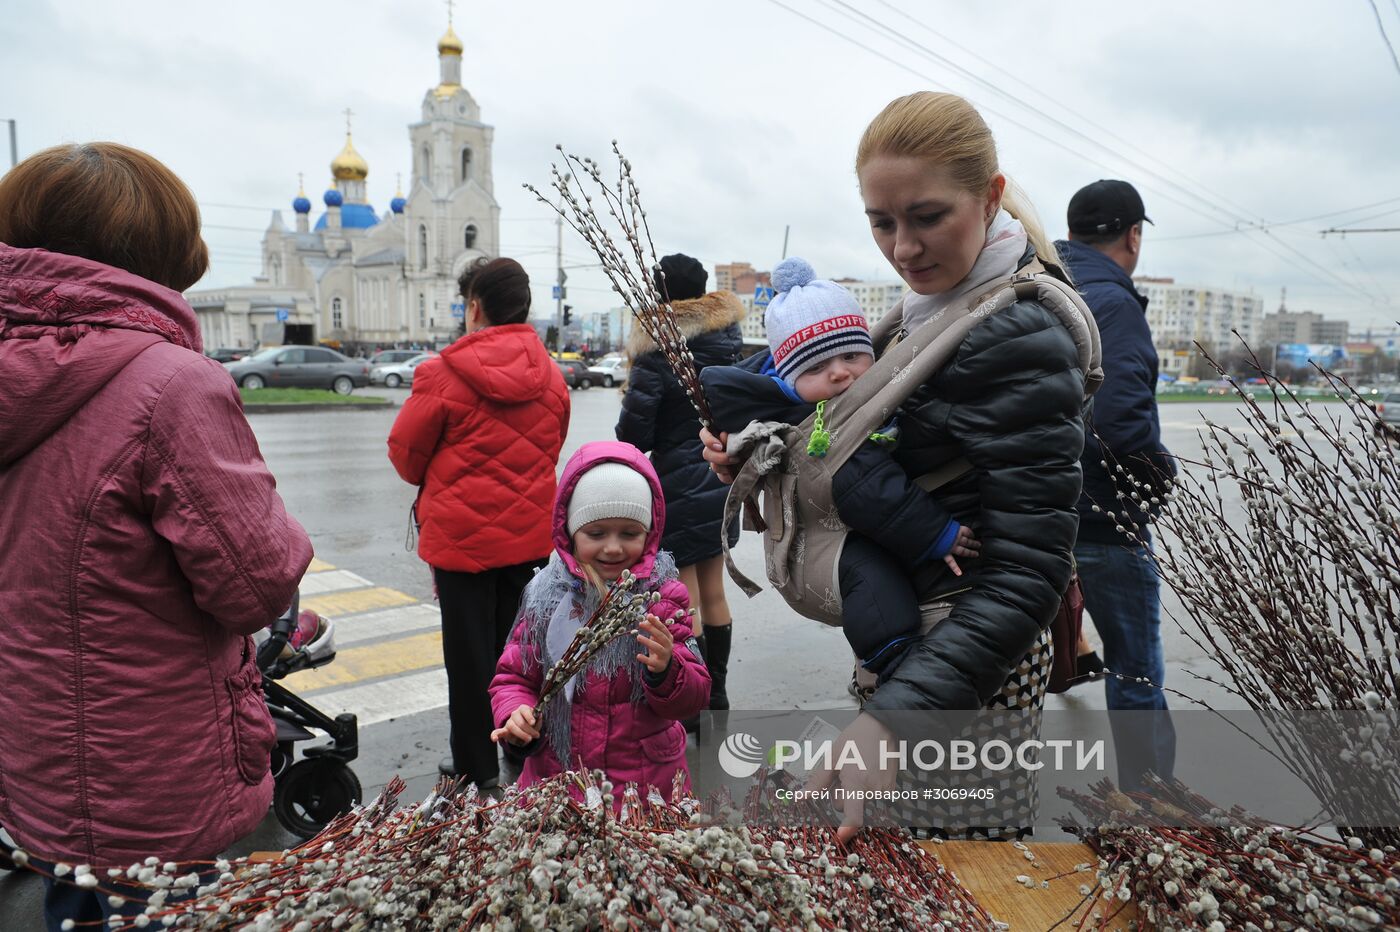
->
[[806, 399, 831, 457]]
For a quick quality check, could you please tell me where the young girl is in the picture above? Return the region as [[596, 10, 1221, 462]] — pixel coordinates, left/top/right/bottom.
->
[[489, 441, 711, 805]]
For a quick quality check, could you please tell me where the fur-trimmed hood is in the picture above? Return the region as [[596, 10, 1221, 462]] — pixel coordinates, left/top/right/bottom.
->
[[627, 290, 746, 359]]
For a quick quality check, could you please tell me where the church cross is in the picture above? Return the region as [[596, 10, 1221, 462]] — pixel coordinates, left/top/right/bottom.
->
[[343, 107, 354, 136]]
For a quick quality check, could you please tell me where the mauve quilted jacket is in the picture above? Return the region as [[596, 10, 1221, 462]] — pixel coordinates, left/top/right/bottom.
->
[[0, 244, 312, 864], [387, 323, 570, 572]]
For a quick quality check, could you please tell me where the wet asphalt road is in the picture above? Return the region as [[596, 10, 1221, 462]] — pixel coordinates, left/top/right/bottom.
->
[[0, 386, 1362, 923], [250, 389, 1378, 787]]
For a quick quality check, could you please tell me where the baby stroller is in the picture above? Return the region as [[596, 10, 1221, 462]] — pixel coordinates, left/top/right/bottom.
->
[[255, 595, 362, 838]]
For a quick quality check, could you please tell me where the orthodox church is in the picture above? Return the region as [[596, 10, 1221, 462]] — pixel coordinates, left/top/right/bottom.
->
[[188, 22, 499, 351]]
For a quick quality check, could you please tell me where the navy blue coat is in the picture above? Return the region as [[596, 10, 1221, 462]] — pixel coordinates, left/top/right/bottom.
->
[[616, 292, 745, 567], [700, 359, 959, 570], [1055, 239, 1176, 544]]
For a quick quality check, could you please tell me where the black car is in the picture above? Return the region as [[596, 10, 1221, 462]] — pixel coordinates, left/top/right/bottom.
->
[[555, 359, 593, 389], [207, 347, 251, 363]]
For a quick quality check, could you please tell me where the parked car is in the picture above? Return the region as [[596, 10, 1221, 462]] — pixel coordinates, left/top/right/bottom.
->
[[207, 347, 251, 363], [225, 346, 370, 394], [371, 352, 438, 388], [555, 359, 579, 389], [555, 359, 593, 389], [587, 356, 629, 388], [1378, 392, 1400, 438], [367, 349, 421, 367]]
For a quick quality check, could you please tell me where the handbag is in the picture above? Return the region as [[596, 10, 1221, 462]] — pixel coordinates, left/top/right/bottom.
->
[[1046, 568, 1085, 694]]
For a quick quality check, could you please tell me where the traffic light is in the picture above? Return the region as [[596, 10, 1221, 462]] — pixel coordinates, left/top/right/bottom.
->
[[562, 304, 573, 327]]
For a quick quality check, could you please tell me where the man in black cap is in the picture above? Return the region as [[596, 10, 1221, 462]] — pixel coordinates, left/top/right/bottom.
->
[[1055, 180, 1177, 793]]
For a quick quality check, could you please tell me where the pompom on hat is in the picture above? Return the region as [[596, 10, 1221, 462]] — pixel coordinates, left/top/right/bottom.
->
[[565, 461, 654, 535], [764, 257, 872, 386]]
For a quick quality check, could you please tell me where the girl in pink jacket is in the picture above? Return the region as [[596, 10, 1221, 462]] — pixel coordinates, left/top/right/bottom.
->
[[490, 441, 710, 806]]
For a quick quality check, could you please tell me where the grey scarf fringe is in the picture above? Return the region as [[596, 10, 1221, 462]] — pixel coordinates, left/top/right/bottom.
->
[[512, 551, 679, 765]]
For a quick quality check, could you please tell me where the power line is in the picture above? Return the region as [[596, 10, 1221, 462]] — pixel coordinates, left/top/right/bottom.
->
[[865, 0, 1267, 226], [1339, 234, 1391, 305], [198, 201, 279, 213], [818, 0, 1264, 232], [1366, 0, 1400, 79], [1154, 197, 1400, 241], [203, 222, 273, 233], [766, 0, 1383, 305]]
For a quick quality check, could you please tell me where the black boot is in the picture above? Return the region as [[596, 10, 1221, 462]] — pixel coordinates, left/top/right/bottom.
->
[[702, 623, 732, 711]]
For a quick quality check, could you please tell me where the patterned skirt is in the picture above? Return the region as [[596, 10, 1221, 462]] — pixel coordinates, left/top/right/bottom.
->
[[856, 601, 1055, 840]]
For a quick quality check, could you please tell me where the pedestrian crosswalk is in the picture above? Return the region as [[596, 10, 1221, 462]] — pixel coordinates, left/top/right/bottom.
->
[[282, 563, 447, 728]]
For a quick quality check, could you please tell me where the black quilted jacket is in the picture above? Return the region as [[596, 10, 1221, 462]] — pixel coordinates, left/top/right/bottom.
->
[[862, 258, 1087, 718], [616, 292, 745, 567]]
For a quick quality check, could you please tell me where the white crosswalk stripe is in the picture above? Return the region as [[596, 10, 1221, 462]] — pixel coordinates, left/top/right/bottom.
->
[[297, 569, 374, 595], [331, 603, 442, 647], [297, 668, 451, 729], [291, 565, 447, 726]]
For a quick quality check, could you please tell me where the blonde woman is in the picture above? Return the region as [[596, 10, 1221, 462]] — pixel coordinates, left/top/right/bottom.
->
[[704, 92, 1088, 838]]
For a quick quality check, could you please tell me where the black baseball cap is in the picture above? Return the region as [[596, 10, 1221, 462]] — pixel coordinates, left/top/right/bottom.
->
[[1067, 180, 1153, 236]]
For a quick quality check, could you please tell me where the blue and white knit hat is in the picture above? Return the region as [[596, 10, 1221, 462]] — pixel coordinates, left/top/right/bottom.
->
[[765, 257, 872, 386]]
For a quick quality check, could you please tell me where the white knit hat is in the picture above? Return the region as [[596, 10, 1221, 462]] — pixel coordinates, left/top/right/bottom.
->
[[565, 462, 653, 535], [765, 256, 872, 386]]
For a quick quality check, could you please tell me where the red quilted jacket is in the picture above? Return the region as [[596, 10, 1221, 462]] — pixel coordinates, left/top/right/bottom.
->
[[388, 323, 570, 572]]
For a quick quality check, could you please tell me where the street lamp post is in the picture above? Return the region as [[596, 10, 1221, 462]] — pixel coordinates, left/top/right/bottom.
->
[[3, 120, 16, 170]]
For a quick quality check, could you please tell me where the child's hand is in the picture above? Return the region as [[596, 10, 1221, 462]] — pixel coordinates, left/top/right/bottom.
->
[[490, 704, 540, 746], [943, 526, 981, 577], [635, 614, 674, 674]]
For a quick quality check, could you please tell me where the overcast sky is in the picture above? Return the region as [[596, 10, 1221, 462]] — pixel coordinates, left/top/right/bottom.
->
[[5, 0, 1399, 333]]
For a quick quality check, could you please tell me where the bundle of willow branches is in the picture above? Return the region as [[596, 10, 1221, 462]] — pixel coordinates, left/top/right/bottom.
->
[[1057, 777, 1400, 931], [524, 143, 716, 432], [531, 570, 660, 719], [1105, 348, 1399, 847], [51, 772, 1002, 930]]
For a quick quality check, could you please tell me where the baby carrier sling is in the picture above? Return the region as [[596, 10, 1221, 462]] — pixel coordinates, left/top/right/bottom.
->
[[720, 258, 1103, 627]]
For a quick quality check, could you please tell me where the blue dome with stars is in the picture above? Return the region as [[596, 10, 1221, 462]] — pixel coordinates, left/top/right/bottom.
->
[[390, 195, 406, 214], [314, 202, 380, 231], [323, 187, 344, 208], [293, 194, 312, 214]]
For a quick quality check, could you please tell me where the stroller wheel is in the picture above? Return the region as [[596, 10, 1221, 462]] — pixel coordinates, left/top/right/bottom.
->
[[273, 759, 363, 839]]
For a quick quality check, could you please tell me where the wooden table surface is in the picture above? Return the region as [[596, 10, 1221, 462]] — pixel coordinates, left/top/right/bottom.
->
[[920, 840, 1138, 931]]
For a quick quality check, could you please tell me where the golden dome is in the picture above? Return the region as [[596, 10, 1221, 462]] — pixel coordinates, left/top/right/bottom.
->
[[437, 25, 463, 56], [331, 133, 368, 181]]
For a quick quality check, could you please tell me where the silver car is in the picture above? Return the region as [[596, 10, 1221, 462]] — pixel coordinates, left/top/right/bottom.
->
[[1379, 391, 1400, 438], [225, 346, 370, 395], [371, 353, 438, 388]]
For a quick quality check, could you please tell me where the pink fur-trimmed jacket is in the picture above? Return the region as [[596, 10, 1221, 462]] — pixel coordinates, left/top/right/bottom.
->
[[490, 441, 710, 804]]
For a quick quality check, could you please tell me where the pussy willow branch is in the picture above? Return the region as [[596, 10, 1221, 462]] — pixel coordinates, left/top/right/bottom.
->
[[524, 142, 716, 432], [1098, 336, 1399, 847], [532, 571, 658, 718], [71, 773, 1000, 930], [1057, 777, 1400, 930]]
